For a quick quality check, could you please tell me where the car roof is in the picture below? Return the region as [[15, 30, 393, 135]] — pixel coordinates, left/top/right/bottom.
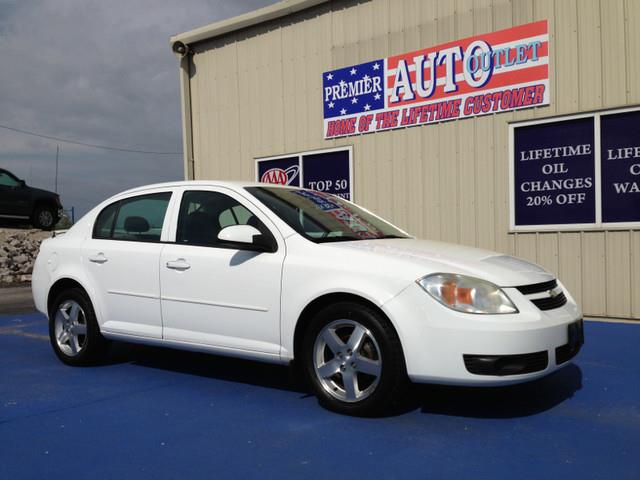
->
[[116, 180, 293, 196]]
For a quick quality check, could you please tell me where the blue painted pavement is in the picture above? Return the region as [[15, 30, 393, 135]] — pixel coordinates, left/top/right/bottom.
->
[[0, 313, 638, 479]]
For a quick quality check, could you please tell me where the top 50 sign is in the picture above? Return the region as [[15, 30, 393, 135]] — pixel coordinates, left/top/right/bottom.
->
[[323, 21, 549, 139]]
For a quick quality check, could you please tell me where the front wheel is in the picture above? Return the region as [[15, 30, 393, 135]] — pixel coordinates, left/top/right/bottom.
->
[[302, 301, 407, 416], [49, 288, 108, 365]]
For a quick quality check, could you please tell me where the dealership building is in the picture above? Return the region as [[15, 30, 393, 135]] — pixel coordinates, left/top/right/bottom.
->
[[171, 0, 640, 320]]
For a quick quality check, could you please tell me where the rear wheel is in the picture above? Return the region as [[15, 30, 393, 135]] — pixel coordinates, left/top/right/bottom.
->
[[302, 301, 407, 416], [33, 205, 57, 230], [49, 288, 108, 365]]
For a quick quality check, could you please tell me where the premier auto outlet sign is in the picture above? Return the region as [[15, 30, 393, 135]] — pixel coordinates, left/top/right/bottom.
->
[[322, 21, 549, 138]]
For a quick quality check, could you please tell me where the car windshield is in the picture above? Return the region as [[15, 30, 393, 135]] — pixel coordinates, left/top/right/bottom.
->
[[246, 186, 410, 243]]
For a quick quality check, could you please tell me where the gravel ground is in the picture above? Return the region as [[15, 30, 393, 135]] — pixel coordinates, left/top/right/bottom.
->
[[0, 227, 51, 244], [0, 228, 52, 287]]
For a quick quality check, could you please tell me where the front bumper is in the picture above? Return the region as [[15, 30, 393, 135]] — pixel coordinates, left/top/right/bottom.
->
[[381, 281, 583, 386], [463, 319, 583, 376]]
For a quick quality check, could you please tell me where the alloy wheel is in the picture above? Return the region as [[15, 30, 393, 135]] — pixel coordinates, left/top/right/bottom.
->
[[313, 319, 382, 403], [54, 300, 88, 357]]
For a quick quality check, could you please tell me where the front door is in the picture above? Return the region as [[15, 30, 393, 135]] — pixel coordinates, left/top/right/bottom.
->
[[160, 188, 284, 357], [0, 171, 30, 217], [82, 191, 173, 339]]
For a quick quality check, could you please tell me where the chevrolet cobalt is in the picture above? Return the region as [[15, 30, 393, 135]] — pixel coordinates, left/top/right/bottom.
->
[[32, 182, 583, 415]]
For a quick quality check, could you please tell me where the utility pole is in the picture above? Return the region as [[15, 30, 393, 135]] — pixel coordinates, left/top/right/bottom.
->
[[54, 145, 59, 193]]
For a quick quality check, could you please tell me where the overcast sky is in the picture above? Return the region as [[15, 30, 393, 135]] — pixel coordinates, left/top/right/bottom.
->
[[0, 0, 276, 217]]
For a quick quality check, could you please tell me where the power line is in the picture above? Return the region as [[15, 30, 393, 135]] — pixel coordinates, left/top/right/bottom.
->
[[0, 122, 183, 155]]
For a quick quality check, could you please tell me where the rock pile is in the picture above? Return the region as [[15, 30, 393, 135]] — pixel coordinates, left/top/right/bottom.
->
[[0, 229, 51, 286]]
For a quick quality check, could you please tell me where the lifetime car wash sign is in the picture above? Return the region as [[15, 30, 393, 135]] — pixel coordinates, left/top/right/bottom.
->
[[323, 20, 549, 139], [510, 107, 640, 231]]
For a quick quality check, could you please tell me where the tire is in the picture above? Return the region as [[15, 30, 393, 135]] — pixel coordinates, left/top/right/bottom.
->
[[49, 288, 108, 366], [301, 301, 407, 416], [33, 205, 57, 230]]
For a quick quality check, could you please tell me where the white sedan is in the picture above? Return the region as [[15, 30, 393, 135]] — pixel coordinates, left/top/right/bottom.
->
[[32, 181, 584, 415]]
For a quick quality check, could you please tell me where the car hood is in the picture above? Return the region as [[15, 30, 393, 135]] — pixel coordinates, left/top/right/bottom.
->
[[330, 238, 554, 287], [29, 186, 58, 199]]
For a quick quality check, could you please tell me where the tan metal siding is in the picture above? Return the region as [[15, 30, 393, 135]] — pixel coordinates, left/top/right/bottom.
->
[[558, 232, 583, 307], [555, 0, 579, 113], [577, 0, 602, 110], [538, 233, 559, 277], [628, 0, 640, 104], [582, 232, 607, 315], [601, 1, 627, 107], [605, 231, 632, 318], [186, 0, 640, 319], [514, 233, 537, 264]]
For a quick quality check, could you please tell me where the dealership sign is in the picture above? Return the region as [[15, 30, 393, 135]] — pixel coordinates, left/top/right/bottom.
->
[[510, 108, 640, 231], [600, 110, 640, 223], [256, 148, 353, 200], [323, 20, 549, 139]]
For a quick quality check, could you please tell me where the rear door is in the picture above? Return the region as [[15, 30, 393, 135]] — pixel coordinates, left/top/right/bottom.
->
[[82, 190, 174, 338], [159, 187, 285, 356]]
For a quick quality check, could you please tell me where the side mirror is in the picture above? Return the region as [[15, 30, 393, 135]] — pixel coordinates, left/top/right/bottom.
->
[[18, 179, 26, 187], [217, 225, 276, 252]]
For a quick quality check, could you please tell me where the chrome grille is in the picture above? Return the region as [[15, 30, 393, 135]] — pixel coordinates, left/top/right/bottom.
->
[[531, 292, 567, 310], [515, 279, 558, 295], [515, 279, 568, 311]]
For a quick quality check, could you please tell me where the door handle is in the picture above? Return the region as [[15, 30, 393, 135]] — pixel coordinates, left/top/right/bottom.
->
[[166, 259, 191, 271], [88, 253, 108, 264]]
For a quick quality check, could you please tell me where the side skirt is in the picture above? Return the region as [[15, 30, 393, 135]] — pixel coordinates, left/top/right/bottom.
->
[[101, 330, 288, 365]]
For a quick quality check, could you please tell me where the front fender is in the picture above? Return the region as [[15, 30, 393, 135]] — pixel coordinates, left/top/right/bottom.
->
[[279, 273, 411, 360]]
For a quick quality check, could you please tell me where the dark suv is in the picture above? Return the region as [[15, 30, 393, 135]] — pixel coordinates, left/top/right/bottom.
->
[[0, 168, 62, 230]]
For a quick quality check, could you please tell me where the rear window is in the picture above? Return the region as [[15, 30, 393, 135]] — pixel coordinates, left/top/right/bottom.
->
[[93, 192, 172, 242], [93, 202, 119, 239]]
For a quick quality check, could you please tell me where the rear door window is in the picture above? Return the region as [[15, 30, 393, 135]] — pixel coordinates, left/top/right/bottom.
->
[[93, 192, 172, 242], [93, 202, 119, 239]]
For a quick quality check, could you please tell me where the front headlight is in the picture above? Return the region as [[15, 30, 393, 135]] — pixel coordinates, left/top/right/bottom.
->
[[416, 273, 518, 314]]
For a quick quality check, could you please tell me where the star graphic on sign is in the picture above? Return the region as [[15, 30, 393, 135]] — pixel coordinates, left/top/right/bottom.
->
[[340, 108, 347, 115], [374, 93, 381, 100], [351, 97, 358, 104], [373, 63, 380, 70], [362, 74, 370, 82], [328, 101, 334, 108], [350, 67, 357, 75], [326, 73, 333, 80], [364, 104, 371, 111], [339, 79, 346, 87]]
